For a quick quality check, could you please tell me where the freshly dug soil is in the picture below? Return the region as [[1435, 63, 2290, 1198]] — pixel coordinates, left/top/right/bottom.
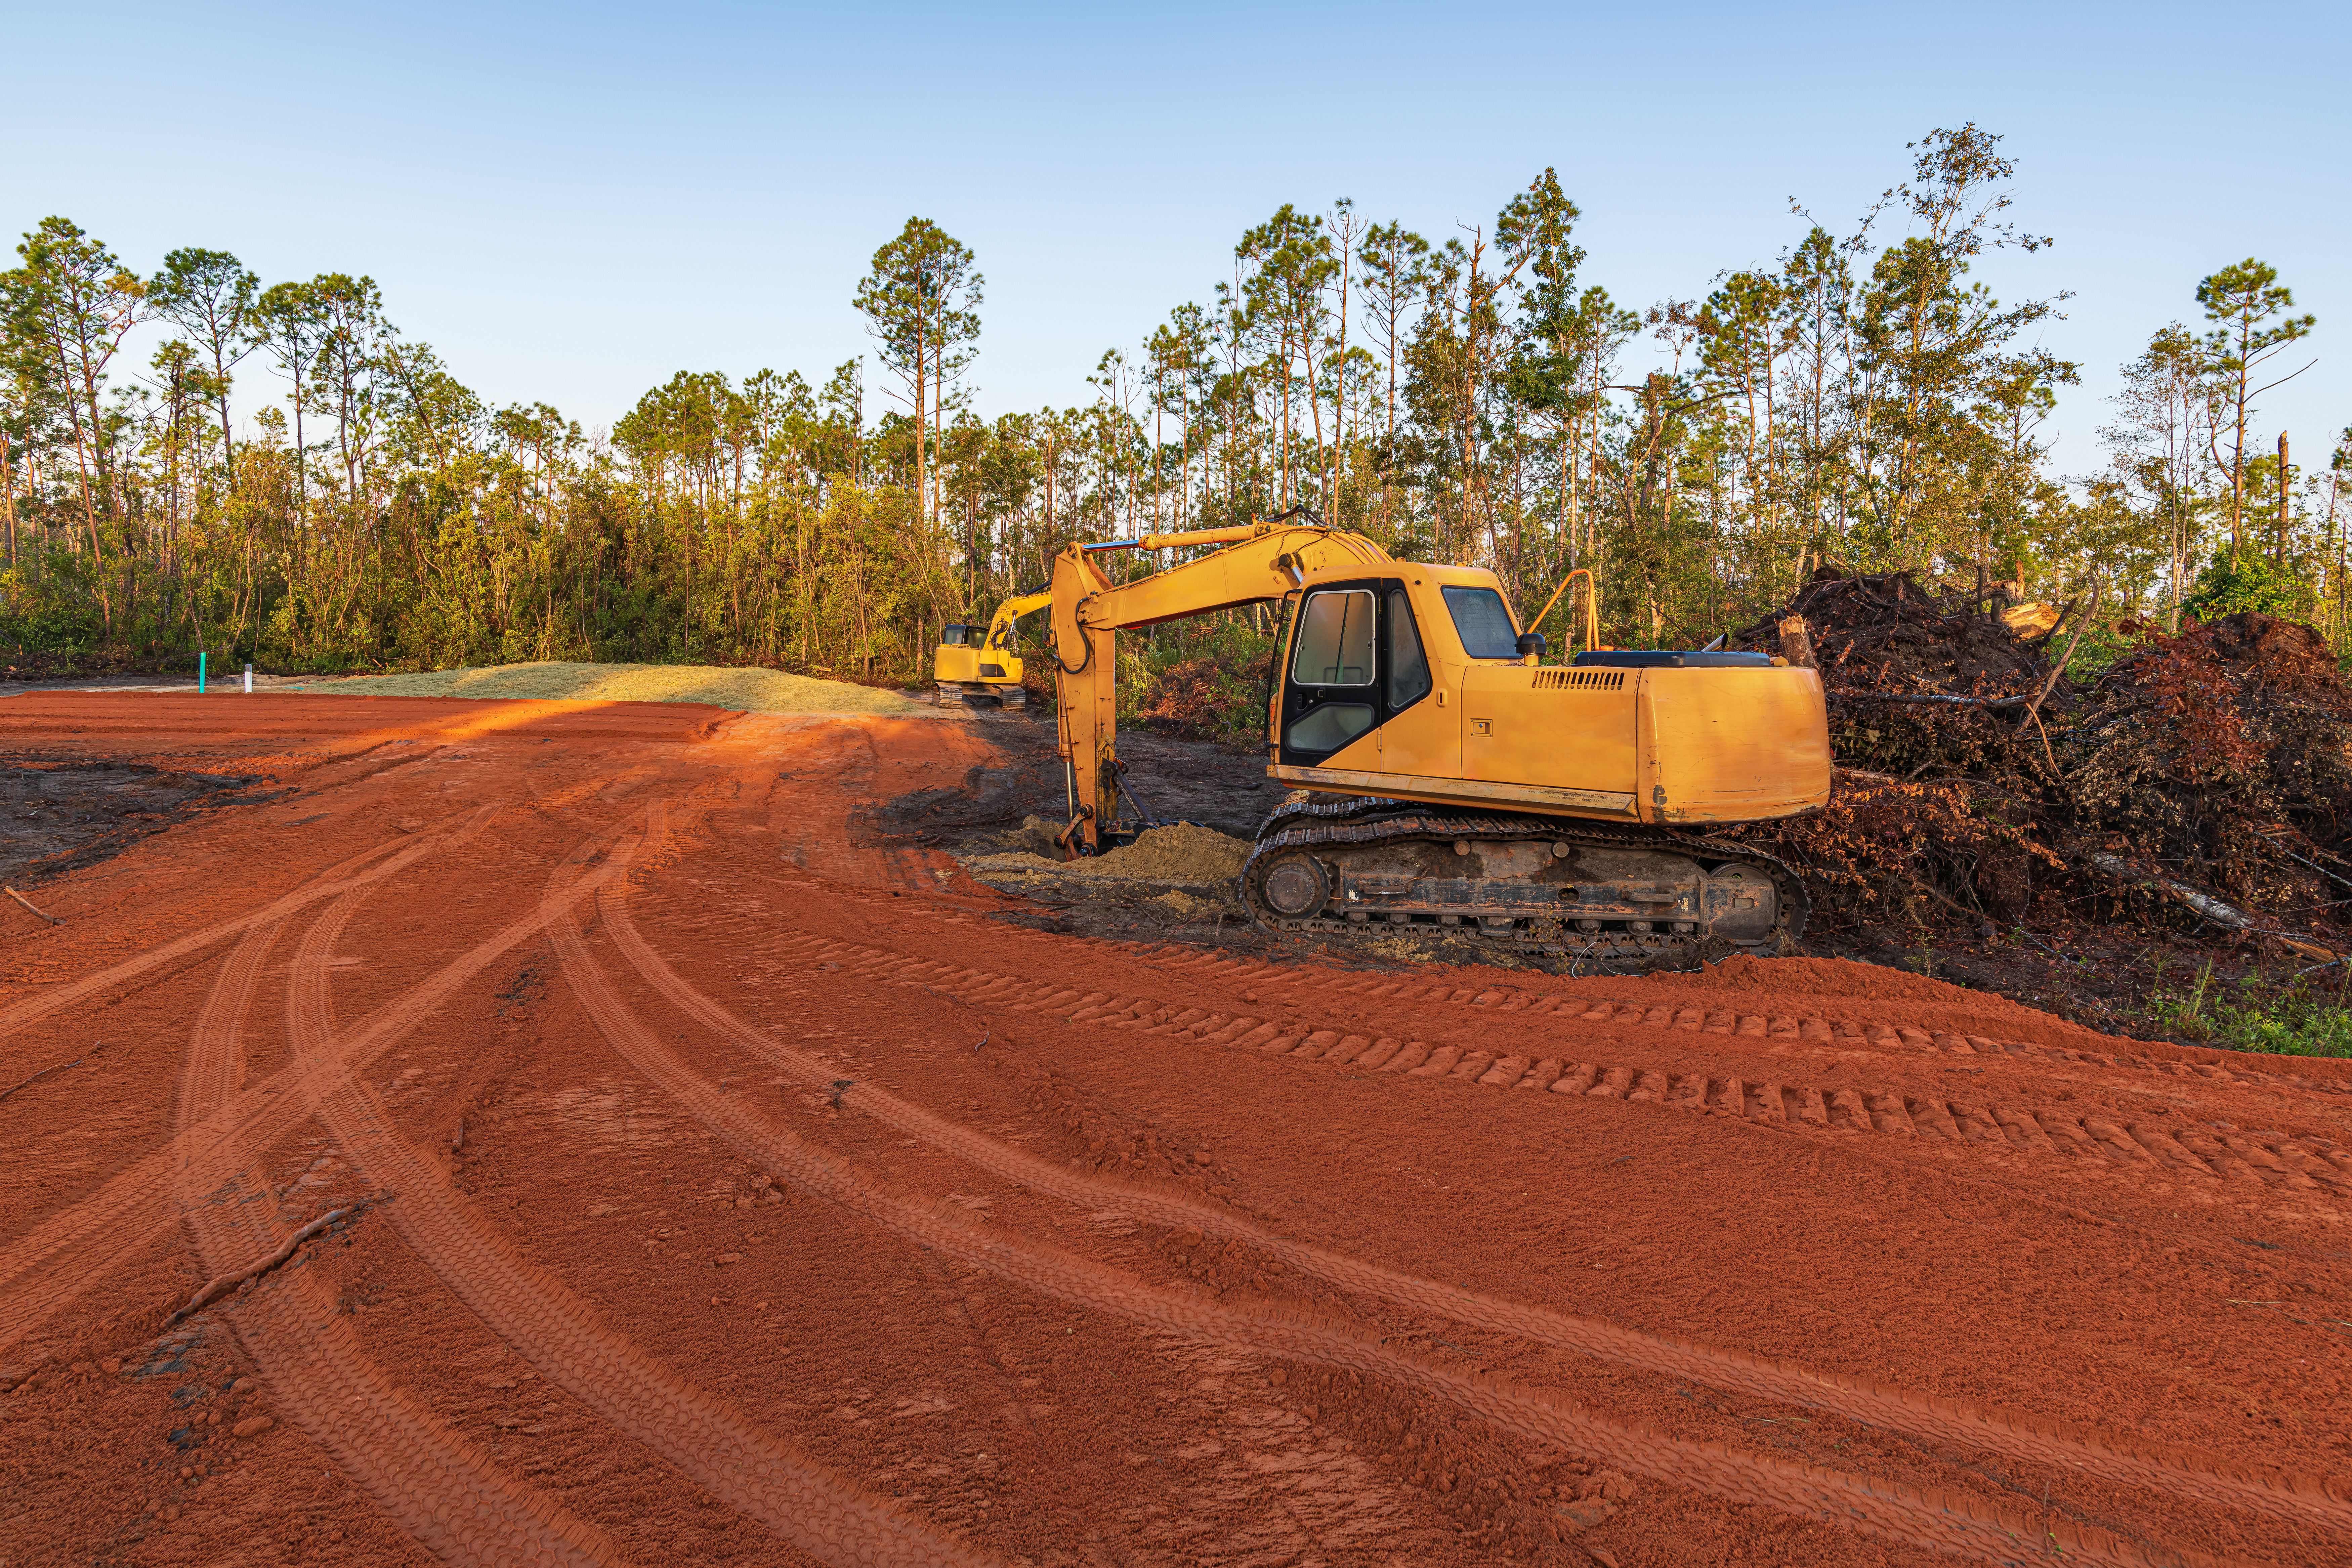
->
[[2, 689, 2349, 1568], [0, 761, 259, 888], [977, 819, 1253, 883], [860, 710, 1277, 848]]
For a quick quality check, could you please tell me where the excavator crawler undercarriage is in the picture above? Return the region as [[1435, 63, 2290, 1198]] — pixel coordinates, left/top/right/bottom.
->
[[1240, 795, 1807, 972]]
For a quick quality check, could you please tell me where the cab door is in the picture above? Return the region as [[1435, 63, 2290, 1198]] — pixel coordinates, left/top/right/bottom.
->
[[1276, 580, 1433, 771], [1373, 583, 1454, 779]]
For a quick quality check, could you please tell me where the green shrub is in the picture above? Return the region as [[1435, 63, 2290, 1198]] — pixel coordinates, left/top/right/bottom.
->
[[1126, 619, 1276, 748], [2184, 549, 2304, 621]]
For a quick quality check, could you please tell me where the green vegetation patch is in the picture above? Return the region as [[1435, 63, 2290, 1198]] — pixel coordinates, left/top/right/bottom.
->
[[2137, 957, 2352, 1059], [283, 661, 936, 717]]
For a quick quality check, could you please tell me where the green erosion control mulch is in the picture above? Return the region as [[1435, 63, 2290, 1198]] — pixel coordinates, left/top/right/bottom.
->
[[283, 661, 936, 717]]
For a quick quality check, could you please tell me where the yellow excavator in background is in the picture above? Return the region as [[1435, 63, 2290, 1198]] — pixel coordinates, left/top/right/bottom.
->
[[934, 511, 1830, 967], [934, 589, 1051, 706]]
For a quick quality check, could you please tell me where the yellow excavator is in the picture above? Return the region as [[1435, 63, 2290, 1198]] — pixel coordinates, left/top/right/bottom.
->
[[934, 589, 1050, 706], [935, 511, 1831, 967]]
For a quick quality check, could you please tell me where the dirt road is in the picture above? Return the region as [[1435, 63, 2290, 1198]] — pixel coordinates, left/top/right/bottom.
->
[[1, 691, 2348, 1568]]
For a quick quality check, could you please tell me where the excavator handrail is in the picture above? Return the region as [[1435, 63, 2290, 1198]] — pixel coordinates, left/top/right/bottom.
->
[[1529, 566, 1602, 655], [1081, 523, 1297, 555]]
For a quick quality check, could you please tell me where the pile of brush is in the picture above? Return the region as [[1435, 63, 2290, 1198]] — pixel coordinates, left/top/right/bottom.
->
[[1736, 568, 2062, 708], [1719, 569, 2352, 961], [2067, 612, 2352, 949]]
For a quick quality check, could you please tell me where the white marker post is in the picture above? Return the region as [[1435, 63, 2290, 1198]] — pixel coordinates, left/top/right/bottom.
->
[[244, 664, 253, 694]]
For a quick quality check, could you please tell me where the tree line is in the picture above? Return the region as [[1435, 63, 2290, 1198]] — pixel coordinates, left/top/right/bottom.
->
[[1, 121, 2342, 691]]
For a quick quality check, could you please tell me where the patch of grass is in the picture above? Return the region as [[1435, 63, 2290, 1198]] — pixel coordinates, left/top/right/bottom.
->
[[2137, 956, 2352, 1057], [282, 661, 937, 717]]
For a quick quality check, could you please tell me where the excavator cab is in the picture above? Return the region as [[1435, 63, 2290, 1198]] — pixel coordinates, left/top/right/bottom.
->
[[1244, 561, 1828, 963], [1268, 577, 1428, 764], [1266, 564, 1829, 828]]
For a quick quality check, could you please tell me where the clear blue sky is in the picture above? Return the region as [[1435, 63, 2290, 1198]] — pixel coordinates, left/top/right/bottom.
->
[[9, 1, 2345, 477]]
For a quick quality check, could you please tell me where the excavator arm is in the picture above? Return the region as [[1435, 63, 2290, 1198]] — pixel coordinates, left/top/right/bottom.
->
[[1041, 519, 1393, 853], [983, 590, 1052, 654]]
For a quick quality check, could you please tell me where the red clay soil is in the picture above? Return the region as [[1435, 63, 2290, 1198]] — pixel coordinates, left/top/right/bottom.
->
[[2, 692, 2350, 1568]]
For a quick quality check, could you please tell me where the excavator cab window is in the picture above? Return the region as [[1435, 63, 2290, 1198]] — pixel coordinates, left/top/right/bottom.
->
[[1284, 589, 1376, 755], [1264, 591, 1299, 745], [1440, 586, 1520, 660], [1387, 588, 1431, 707], [940, 624, 973, 646], [1290, 590, 1377, 685]]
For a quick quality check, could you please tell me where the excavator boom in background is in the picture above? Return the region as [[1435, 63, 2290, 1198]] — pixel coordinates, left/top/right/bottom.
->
[[935, 514, 1831, 968]]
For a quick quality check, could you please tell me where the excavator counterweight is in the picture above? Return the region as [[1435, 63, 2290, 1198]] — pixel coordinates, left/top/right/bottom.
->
[[936, 516, 1831, 969]]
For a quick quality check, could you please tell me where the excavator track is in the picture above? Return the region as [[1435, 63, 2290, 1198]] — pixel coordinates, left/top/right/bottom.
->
[[1240, 795, 1808, 973]]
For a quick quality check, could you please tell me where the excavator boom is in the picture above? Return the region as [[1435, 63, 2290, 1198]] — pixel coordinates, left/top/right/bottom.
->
[[1044, 521, 1394, 848]]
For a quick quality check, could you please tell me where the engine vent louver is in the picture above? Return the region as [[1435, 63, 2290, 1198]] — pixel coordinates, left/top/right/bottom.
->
[[1531, 668, 1626, 691]]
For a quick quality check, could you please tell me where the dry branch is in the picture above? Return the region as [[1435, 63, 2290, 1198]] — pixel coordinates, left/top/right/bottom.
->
[[2019, 583, 2099, 730], [164, 1203, 366, 1326], [4, 885, 61, 925], [0, 1040, 103, 1105], [1855, 692, 2032, 710], [2088, 854, 2337, 961]]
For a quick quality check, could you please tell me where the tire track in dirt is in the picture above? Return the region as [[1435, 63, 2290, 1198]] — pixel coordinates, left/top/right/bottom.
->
[[288, 807, 1006, 1568], [170, 848, 389, 1126], [176, 886, 622, 1568], [0, 842, 411, 1042], [1112, 941, 2352, 1103], [0, 808, 653, 1361], [224, 1276, 623, 1567], [0, 809, 501, 1347], [605, 899, 2352, 1541], [753, 932, 2352, 1210], [793, 883, 2349, 1103], [559, 904, 2245, 1568]]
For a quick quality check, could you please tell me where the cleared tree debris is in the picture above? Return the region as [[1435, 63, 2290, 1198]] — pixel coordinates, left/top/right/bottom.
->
[[1725, 568, 2352, 962]]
